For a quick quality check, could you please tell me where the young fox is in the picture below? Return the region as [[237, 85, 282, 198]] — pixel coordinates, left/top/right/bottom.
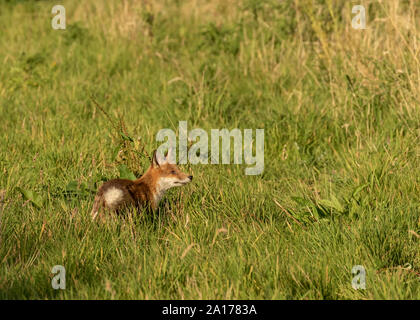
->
[[91, 149, 192, 220]]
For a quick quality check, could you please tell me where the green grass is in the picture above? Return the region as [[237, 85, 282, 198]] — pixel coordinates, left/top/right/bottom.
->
[[0, 0, 419, 299]]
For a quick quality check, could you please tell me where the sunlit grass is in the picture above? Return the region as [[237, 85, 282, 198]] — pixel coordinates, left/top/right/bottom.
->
[[0, 0, 418, 299]]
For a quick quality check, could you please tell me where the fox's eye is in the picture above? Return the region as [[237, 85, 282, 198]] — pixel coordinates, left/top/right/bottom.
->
[[171, 170, 176, 174]]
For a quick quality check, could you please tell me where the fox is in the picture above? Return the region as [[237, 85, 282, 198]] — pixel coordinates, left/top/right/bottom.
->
[[91, 149, 192, 220]]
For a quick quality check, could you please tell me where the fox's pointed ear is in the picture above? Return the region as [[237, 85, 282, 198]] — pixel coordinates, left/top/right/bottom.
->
[[152, 150, 160, 167], [166, 146, 177, 164], [166, 147, 172, 159], [152, 149, 166, 167]]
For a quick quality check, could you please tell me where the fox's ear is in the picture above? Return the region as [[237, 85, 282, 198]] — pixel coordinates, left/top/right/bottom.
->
[[152, 149, 166, 167], [152, 150, 160, 167], [166, 147, 172, 160], [166, 147, 174, 163]]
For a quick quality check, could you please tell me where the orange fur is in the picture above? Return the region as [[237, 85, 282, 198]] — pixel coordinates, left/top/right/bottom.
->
[[91, 150, 192, 219]]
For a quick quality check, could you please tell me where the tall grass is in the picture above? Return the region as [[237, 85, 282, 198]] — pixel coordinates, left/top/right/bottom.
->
[[0, 0, 418, 299]]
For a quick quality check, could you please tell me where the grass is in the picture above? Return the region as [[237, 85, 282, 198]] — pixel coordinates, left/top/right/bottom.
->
[[0, 0, 419, 299]]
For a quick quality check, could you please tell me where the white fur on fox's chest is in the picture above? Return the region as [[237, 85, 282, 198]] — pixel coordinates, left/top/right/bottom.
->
[[103, 187, 124, 208], [153, 177, 179, 206]]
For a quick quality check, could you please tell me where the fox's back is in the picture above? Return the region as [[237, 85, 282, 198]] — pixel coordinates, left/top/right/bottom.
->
[[98, 179, 142, 210], [98, 178, 134, 193]]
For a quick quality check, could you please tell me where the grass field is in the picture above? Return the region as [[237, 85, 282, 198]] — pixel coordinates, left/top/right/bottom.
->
[[0, 0, 419, 299]]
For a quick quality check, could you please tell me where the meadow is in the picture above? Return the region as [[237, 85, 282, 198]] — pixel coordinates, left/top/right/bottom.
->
[[0, 0, 419, 299]]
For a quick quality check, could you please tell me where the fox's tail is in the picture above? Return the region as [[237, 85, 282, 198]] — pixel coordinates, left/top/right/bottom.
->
[[91, 194, 103, 220]]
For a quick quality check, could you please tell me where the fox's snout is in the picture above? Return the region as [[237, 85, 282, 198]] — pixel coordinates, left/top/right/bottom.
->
[[171, 173, 192, 186]]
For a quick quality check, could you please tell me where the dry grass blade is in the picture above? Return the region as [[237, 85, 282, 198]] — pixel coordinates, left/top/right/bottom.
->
[[273, 199, 306, 229]]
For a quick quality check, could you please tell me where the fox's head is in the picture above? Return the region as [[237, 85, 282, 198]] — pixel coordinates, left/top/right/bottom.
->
[[149, 149, 193, 192]]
